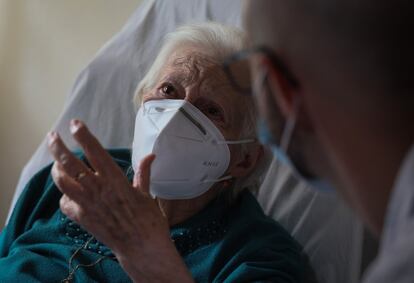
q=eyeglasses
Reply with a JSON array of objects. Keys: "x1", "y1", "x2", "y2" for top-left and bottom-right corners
[{"x1": 222, "y1": 46, "x2": 299, "y2": 95}]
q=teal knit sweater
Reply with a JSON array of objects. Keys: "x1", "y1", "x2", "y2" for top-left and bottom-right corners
[{"x1": 0, "y1": 149, "x2": 310, "y2": 282}]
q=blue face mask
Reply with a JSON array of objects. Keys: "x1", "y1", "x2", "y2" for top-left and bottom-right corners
[{"x1": 257, "y1": 114, "x2": 335, "y2": 193}]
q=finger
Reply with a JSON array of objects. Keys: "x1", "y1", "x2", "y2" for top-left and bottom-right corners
[
  {"x1": 60, "y1": 194, "x2": 84, "y2": 223},
  {"x1": 52, "y1": 162, "x2": 87, "y2": 202},
  {"x1": 60, "y1": 194, "x2": 103, "y2": 236},
  {"x1": 133, "y1": 154, "x2": 156, "y2": 194},
  {"x1": 47, "y1": 131, "x2": 91, "y2": 180},
  {"x1": 69, "y1": 120, "x2": 119, "y2": 176}
]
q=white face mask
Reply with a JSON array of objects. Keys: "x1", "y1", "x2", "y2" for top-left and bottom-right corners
[{"x1": 132, "y1": 99, "x2": 255, "y2": 200}]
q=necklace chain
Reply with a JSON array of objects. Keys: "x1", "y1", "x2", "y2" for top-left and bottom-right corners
[{"x1": 61, "y1": 236, "x2": 116, "y2": 283}]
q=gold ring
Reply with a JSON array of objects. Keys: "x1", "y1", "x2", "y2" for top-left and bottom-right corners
[{"x1": 75, "y1": 172, "x2": 87, "y2": 181}]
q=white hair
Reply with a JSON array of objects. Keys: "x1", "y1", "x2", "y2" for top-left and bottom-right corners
[
  {"x1": 134, "y1": 22, "x2": 246, "y2": 104},
  {"x1": 134, "y1": 22, "x2": 267, "y2": 198}
]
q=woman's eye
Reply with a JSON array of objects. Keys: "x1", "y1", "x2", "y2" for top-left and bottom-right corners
[
  {"x1": 207, "y1": 107, "x2": 220, "y2": 116},
  {"x1": 160, "y1": 84, "x2": 176, "y2": 96},
  {"x1": 202, "y1": 105, "x2": 224, "y2": 122}
]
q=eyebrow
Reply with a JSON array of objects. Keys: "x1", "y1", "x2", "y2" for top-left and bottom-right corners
[
  {"x1": 159, "y1": 70, "x2": 197, "y2": 87},
  {"x1": 159, "y1": 73, "x2": 180, "y2": 83},
  {"x1": 169, "y1": 53, "x2": 221, "y2": 84}
]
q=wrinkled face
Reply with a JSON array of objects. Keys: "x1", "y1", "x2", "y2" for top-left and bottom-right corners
[{"x1": 142, "y1": 46, "x2": 249, "y2": 142}]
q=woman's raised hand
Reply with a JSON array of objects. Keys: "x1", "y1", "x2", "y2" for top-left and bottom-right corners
[{"x1": 47, "y1": 119, "x2": 193, "y2": 283}]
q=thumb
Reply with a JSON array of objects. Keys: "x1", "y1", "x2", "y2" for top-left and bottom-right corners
[{"x1": 133, "y1": 154, "x2": 156, "y2": 194}]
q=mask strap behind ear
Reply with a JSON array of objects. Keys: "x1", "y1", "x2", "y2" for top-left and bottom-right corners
[{"x1": 280, "y1": 97, "x2": 300, "y2": 152}]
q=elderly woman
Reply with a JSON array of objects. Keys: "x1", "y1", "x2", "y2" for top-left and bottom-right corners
[{"x1": 0, "y1": 23, "x2": 311, "y2": 282}]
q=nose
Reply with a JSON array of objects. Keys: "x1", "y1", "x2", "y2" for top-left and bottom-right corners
[{"x1": 182, "y1": 87, "x2": 201, "y2": 105}]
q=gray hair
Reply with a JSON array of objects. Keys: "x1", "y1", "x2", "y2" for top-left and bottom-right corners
[
  {"x1": 134, "y1": 22, "x2": 267, "y2": 198},
  {"x1": 134, "y1": 22, "x2": 246, "y2": 104}
]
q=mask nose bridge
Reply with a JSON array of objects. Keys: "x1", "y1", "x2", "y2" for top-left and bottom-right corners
[{"x1": 179, "y1": 108, "x2": 207, "y2": 135}]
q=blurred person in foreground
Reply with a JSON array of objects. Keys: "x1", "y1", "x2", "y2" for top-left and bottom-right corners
[{"x1": 236, "y1": 1, "x2": 414, "y2": 282}]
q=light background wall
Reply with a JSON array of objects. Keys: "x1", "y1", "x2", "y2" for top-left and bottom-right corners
[{"x1": 0, "y1": 0, "x2": 143, "y2": 225}]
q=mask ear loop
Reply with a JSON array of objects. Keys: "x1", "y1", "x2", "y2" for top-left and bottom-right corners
[
  {"x1": 280, "y1": 97, "x2": 300, "y2": 153},
  {"x1": 272, "y1": 97, "x2": 300, "y2": 184},
  {"x1": 255, "y1": 62, "x2": 300, "y2": 150},
  {"x1": 202, "y1": 175, "x2": 233, "y2": 183},
  {"x1": 212, "y1": 138, "x2": 257, "y2": 183},
  {"x1": 255, "y1": 64, "x2": 301, "y2": 188}
]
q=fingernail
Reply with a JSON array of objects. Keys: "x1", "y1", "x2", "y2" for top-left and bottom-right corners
[
  {"x1": 47, "y1": 131, "x2": 57, "y2": 145},
  {"x1": 59, "y1": 153, "x2": 68, "y2": 164},
  {"x1": 70, "y1": 119, "x2": 81, "y2": 133}
]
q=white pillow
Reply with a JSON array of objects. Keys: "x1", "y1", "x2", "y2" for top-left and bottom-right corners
[{"x1": 9, "y1": 1, "x2": 364, "y2": 282}]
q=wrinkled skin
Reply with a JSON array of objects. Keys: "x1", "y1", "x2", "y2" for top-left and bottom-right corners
[
  {"x1": 48, "y1": 120, "x2": 193, "y2": 283},
  {"x1": 47, "y1": 46, "x2": 260, "y2": 283}
]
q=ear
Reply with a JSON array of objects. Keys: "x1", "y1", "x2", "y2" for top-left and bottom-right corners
[
  {"x1": 229, "y1": 144, "x2": 264, "y2": 178},
  {"x1": 261, "y1": 56, "x2": 299, "y2": 119},
  {"x1": 262, "y1": 56, "x2": 315, "y2": 134}
]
